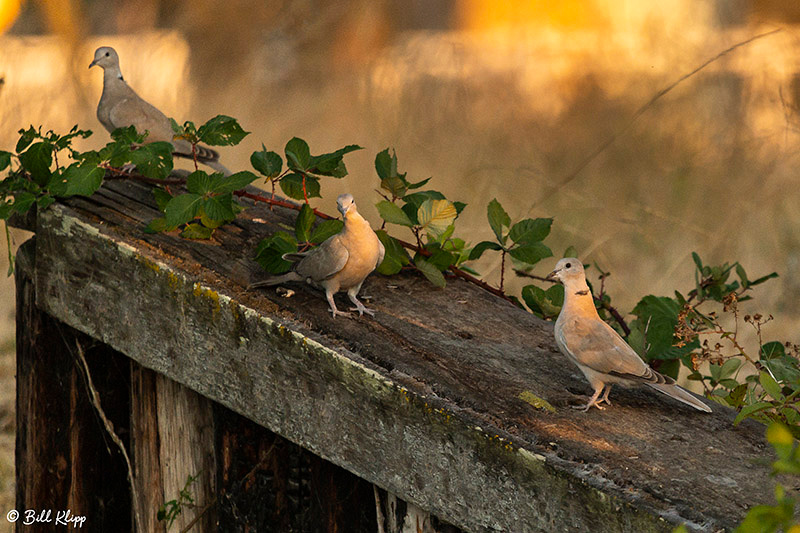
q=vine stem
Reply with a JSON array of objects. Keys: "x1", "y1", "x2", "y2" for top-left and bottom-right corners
[{"x1": 500, "y1": 250, "x2": 506, "y2": 293}]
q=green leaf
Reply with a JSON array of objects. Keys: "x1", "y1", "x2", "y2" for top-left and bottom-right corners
[
  {"x1": 563, "y1": 245, "x2": 578, "y2": 258},
  {"x1": 487, "y1": 198, "x2": 510, "y2": 244},
  {"x1": 130, "y1": 141, "x2": 174, "y2": 179},
  {"x1": 16, "y1": 126, "x2": 37, "y2": 153},
  {"x1": 295, "y1": 203, "x2": 315, "y2": 242},
  {"x1": 691, "y1": 252, "x2": 703, "y2": 271},
  {"x1": 375, "y1": 148, "x2": 397, "y2": 180},
  {"x1": 0, "y1": 203, "x2": 13, "y2": 220},
  {"x1": 110, "y1": 125, "x2": 146, "y2": 144},
  {"x1": 279, "y1": 173, "x2": 320, "y2": 200},
  {"x1": 417, "y1": 198, "x2": 457, "y2": 238},
  {"x1": 144, "y1": 217, "x2": 175, "y2": 233},
  {"x1": 11, "y1": 192, "x2": 36, "y2": 214},
  {"x1": 18, "y1": 142, "x2": 53, "y2": 186},
  {"x1": 250, "y1": 146, "x2": 283, "y2": 178},
  {"x1": 381, "y1": 176, "x2": 408, "y2": 198},
  {"x1": 509, "y1": 218, "x2": 552, "y2": 244},
  {"x1": 309, "y1": 145, "x2": 362, "y2": 177},
  {"x1": 521, "y1": 285, "x2": 561, "y2": 318},
  {"x1": 376, "y1": 230, "x2": 410, "y2": 275},
  {"x1": 760, "y1": 341, "x2": 786, "y2": 361},
  {"x1": 468, "y1": 240, "x2": 503, "y2": 260},
  {"x1": 407, "y1": 177, "x2": 431, "y2": 190},
  {"x1": 285, "y1": 137, "x2": 311, "y2": 170},
  {"x1": 750, "y1": 271, "x2": 779, "y2": 286},
  {"x1": 181, "y1": 223, "x2": 214, "y2": 239},
  {"x1": 719, "y1": 358, "x2": 742, "y2": 380},
  {"x1": 203, "y1": 194, "x2": 236, "y2": 221},
  {"x1": 414, "y1": 257, "x2": 446, "y2": 288},
  {"x1": 165, "y1": 193, "x2": 203, "y2": 227},
  {"x1": 376, "y1": 200, "x2": 414, "y2": 227},
  {"x1": 733, "y1": 401, "x2": 774, "y2": 425},
  {"x1": 58, "y1": 161, "x2": 105, "y2": 197},
  {"x1": 152, "y1": 188, "x2": 172, "y2": 212},
  {"x1": 196, "y1": 115, "x2": 249, "y2": 146},
  {"x1": 210, "y1": 171, "x2": 259, "y2": 194},
  {"x1": 426, "y1": 248, "x2": 456, "y2": 271},
  {"x1": 254, "y1": 232, "x2": 298, "y2": 274},
  {"x1": 186, "y1": 171, "x2": 213, "y2": 194},
  {"x1": 0, "y1": 151, "x2": 11, "y2": 172},
  {"x1": 310, "y1": 219, "x2": 344, "y2": 244},
  {"x1": 760, "y1": 372, "x2": 785, "y2": 402},
  {"x1": 631, "y1": 295, "x2": 685, "y2": 359},
  {"x1": 508, "y1": 242, "x2": 553, "y2": 265},
  {"x1": 402, "y1": 190, "x2": 445, "y2": 212}
]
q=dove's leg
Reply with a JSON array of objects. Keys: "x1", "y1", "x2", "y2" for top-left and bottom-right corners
[
  {"x1": 573, "y1": 385, "x2": 606, "y2": 411},
  {"x1": 325, "y1": 288, "x2": 351, "y2": 318},
  {"x1": 599, "y1": 385, "x2": 613, "y2": 406},
  {"x1": 347, "y1": 283, "x2": 374, "y2": 317}
]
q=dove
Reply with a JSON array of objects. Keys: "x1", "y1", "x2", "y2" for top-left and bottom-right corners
[
  {"x1": 250, "y1": 194, "x2": 385, "y2": 318},
  {"x1": 89, "y1": 46, "x2": 230, "y2": 175},
  {"x1": 547, "y1": 258, "x2": 711, "y2": 412}
]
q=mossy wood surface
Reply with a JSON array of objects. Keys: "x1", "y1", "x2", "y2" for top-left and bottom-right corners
[{"x1": 12, "y1": 180, "x2": 773, "y2": 532}]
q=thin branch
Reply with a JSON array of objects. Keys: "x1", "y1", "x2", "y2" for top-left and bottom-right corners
[
  {"x1": 528, "y1": 28, "x2": 781, "y2": 211},
  {"x1": 71, "y1": 339, "x2": 144, "y2": 533}
]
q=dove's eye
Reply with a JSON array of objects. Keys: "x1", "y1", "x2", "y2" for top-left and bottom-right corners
[
  {"x1": 565, "y1": 262, "x2": 572, "y2": 268},
  {"x1": 105, "y1": 52, "x2": 110, "y2": 57}
]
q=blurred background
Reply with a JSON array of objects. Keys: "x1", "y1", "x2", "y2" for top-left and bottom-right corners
[{"x1": 2, "y1": 0, "x2": 800, "y2": 522}]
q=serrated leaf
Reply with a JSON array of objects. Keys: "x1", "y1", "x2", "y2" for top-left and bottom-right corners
[
  {"x1": 509, "y1": 218, "x2": 552, "y2": 244},
  {"x1": 203, "y1": 194, "x2": 236, "y2": 221},
  {"x1": 144, "y1": 217, "x2": 175, "y2": 233},
  {"x1": 186, "y1": 171, "x2": 213, "y2": 194},
  {"x1": 691, "y1": 251, "x2": 703, "y2": 271},
  {"x1": 508, "y1": 242, "x2": 552, "y2": 265},
  {"x1": 164, "y1": 193, "x2": 203, "y2": 227},
  {"x1": 468, "y1": 240, "x2": 503, "y2": 260},
  {"x1": 210, "y1": 171, "x2": 259, "y2": 194},
  {"x1": 376, "y1": 200, "x2": 414, "y2": 227},
  {"x1": 563, "y1": 245, "x2": 578, "y2": 258},
  {"x1": 733, "y1": 401, "x2": 774, "y2": 425},
  {"x1": 719, "y1": 358, "x2": 742, "y2": 379},
  {"x1": 630, "y1": 295, "x2": 685, "y2": 360},
  {"x1": 279, "y1": 172, "x2": 320, "y2": 200},
  {"x1": 11, "y1": 192, "x2": 36, "y2": 214},
  {"x1": 0, "y1": 151, "x2": 11, "y2": 172},
  {"x1": 750, "y1": 271, "x2": 779, "y2": 286},
  {"x1": 285, "y1": 137, "x2": 311, "y2": 170},
  {"x1": 16, "y1": 126, "x2": 37, "y2": 153},
  {"x1": 414, "y1": 257, "x2": 446, "y2": 288},
  {"x1": 426, "y1": 248, "x2": 456, "y2": 271},
  {"x1": 403, "y1": 190, "x2": 445, "y2": 212},
  {"x1": 487, "y1": 198, "x2": 510, "y2": 243},
  {"x1": 760, "y1": 372, "x2": 785, "y2": 401},
  {"x1": 181, "y1": 223, "x2": 215, "y2": 239},
  {"x1": 376, "y1": 229, "x2": 410, "y2": 275},
  {"x1": 295, "y1": 203, "x2": 315, "y2": 242},
  {"x1": 407, "y1": 177, "x2": 431, "y2": 190},
  {"x1": 254, "y1": 232, "x2": 298, "y2": 274},
  {"x1": 196, "y1": 115, "x2": 249, "y2": 146},
  {"x1": 58, "y1": 161, "x2": 105, "y2": 197},
  {"x1": 152, "y1": 188, "x2": 172, "y2": 212},
  {"x1": 375, "y1": 148, "x2": 396, "y2": 180},
  {"x1": 130, "y1": 141, "x2": 173, "y2": 179},
  {"x1": 251, "y1": 146, "x2": 283, "y2": 178},
  {"x1": 417, "y1": 198, "x2": 457, "y2": 238},
  {"x1": 0, "y1": 202, "x2": 13, "y2": 220},
  {"x1": 309, "y1": 145, "x2": 362, "y2": 177},
  {"x1": 381, "y1": 176, "x2": 407, "y2": 198},
  {"x1": 18, "y1": 142, "x2": 53, "y2": 186},
  {"x1": 310, "y1": 219, "x2": 344, "y2": 244}
]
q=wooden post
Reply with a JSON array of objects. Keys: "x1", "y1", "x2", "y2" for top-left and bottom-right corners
[{"x1": 15, "y1": 239, "x2": 131, "y2": 532}]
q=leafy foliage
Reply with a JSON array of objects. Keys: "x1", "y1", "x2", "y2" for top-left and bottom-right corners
[{"x1": 158, "y1": 473, "x2": 199, "y2": 530}]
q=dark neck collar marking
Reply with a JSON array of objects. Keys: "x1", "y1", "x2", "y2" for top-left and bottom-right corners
[{"x1": 575, "y1": 289, "x2": 589, "y2": 296}]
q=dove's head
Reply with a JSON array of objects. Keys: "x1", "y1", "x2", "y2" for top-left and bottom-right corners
[
  {"x1": 546, "y1": 258, "x2": 585, "y2": 285},
  {"x1": 337, "y1": 193, "x2": 356, "y2": 217},
  {"x1": 89, "y1": 47, "x2": 120, "y2": 70}
]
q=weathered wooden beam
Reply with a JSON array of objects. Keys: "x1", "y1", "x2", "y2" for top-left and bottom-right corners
[
  {"x1": 15, "y1": 239, "x2": 131, "y2": 532},
  {"x1": 13, "y1": 181, "x2": 774, "y2": 532}
]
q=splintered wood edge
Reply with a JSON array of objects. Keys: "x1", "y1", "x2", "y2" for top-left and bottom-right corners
[{"x1": 27, "y1": 203, "x2": 684, "y2": 533}]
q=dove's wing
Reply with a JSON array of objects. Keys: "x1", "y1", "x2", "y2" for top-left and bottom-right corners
[{"x1": 294, "y1": 235, "x2": 350, "y2": 282}]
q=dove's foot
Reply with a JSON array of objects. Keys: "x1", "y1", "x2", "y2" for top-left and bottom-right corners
[
  {"x1": 329, "y1": 308, "x2": 353, "y2": 319},
  {"x1": 350, "y1": 302, "x2": 375, "y2": 317},
  {"x1": 572, "y1": 401, "x2": 605, "y2": 412},
  {"x1": 120, "y1": 163, "x2": 136, "y2": 174}
]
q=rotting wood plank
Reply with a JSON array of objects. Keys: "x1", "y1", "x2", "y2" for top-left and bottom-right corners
[{"x1": 12, "y1": 181, "x2": 777, "y2": 532}]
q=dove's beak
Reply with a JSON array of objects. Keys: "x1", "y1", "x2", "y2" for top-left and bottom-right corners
[
  {"x1": 545, "y1": 269, "x2": 559, "y2": 282},
  {"x1": 89, "y1": 59, "x2": 98, "y2": 69}
]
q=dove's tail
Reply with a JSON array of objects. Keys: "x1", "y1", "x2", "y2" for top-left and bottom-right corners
[
  {"x1": 249, "y1": 271, "x2": 302, "y2": 289},
  {"x1": 172, "y1": 142, "x2": 231, "y2": 175},
  {"x1": 647, "y1": 383, "x2": 712, "y2": 412}
]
